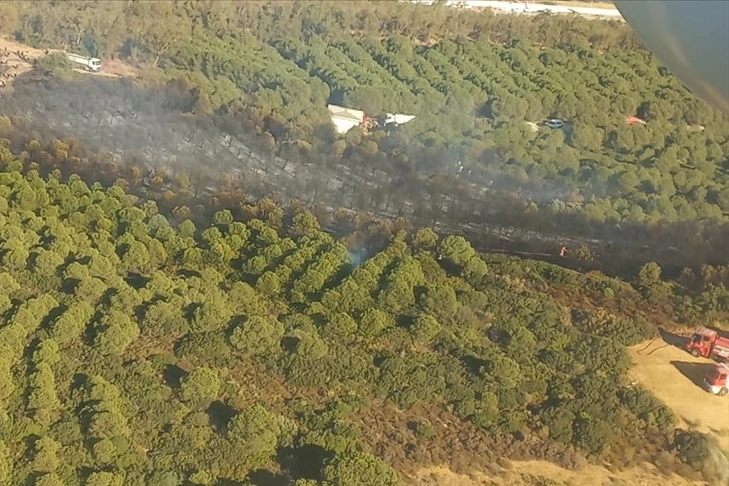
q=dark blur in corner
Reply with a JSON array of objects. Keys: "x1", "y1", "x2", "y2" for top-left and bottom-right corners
[{"x1": 615, "y1": 0, "x2": 729, "y2": 115}]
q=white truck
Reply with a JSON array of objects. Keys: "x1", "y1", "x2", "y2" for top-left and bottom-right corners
[{"x1": 66, "y1": 53, "x2": 102, "y2": 72}]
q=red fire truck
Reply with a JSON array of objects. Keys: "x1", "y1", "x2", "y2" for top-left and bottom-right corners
[
  {"x1": 685, "y1": 328, "x2": 729, "y2": 361},
  {"x1": 703, "y1": 363, "x2": 729, "y2": 396}
]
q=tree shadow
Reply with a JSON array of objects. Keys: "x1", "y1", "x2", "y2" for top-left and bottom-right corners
[
  {"x1": 207, "y1": 400, "x2": 237, "y2": 432},
  {"x1": 23, "y1": 472, "x2": 46, "y2": 486},
  {"x1": 226, "y1": 315, "x2": 246, "y2": 335},
  {"x1": 83, "y1": 311, "x2": 104, "y2": 346},
  {"x1": 395, "y1": 313, "x2": 415, "y2": 329},
  {"x1": 40, "y1": 303, "x2": 67, "y2": 330},
  {"x1": 682, "y1": 416, "x2": 702, "y2": 428},
  {"x1": 246, "y1": 469, "x2": 289, "y2": 486},
  {"x1": 670, "y1": 360, "x2": 714, "y2": 390},
  {"x1": 659, "y1": 328, "x2": 688, "y2": 348},
  {"x1": 162, "y1": 364, "x2": 186, "y2": 389},
  {"x1": 125, "y1": 271, "x2": 149, "y2": 289},
  {"x1": 277, "y1": 444, "x2": 330, "y2": 480},
  {"x1": 281, "y1": 336, "x2": 300, "y2": 353},
  {"x1": 176, "y1": 268, "x2": 201, "y2": 279},
  {"x1": 461, "y1": 355, "x2": 489, "y2": 375},
  {"x1": 62, "y1": 276, "x2": 81, "y2": 294}
]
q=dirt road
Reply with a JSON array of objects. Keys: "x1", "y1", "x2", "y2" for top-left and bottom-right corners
[
  {"x1": 72, "y1": 58, "x2": 138, "y2": 79},
  {"x1": 629, "y1": 339, "x2": 729, "y2": 453},
  {"x1": 413, "y1": 0, "x2": 623, "y2": 19},
  {"x1": 0, "y1": 36, "x2": 137, "y2": 92},
  {"x1": 0, "y1": 37, "x2": 42, "y2": 91}
]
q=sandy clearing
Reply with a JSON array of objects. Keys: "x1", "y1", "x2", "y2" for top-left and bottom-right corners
[
  {"x1": 629, "y1": 339, "x2": 729, "y2": 453},
  {"x1": 98, "y1": 58, "x2": 140, "y2": 78},
  {"x1": 0, "y1": 37, "x2": 41, "y2": 91},
  {"x1": 411, "y1": 461, "x2": 708, "y2": 486},
  {"x1": 0, "y1": 36, "x2": 46, "y2": 59},
  {"x1": 408, "y1": 336, "x2": 729, "y2": 486}
]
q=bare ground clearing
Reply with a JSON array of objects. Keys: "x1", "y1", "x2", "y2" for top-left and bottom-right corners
[
  {"x1": 410, "y1": 461, "x2": 708, "y2": 486},
  {"x1": 407, "y1": 334, "x2": 729, "y2": 486},
  {"x1": 628, "y1": 339, "x2": 729, "y2": 453},
  {"x1": 0, "y1": 36, "x2": 138, "y2": 91}
]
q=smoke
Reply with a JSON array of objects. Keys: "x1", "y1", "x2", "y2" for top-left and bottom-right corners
[
  {"x1": 705, "y1": 440, "x2": 729, "y2": 486},
  {"x1": 348, "y1": 248, "x2": 368, "y2": 267},
  {"x1": 4, "y1": 73, "x2": 729, "y2": 274},
  {"x1": 0, "y1": 75, "x2": 346, "y2": 202}
]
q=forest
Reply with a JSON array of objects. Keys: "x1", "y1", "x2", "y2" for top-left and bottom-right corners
[
  {"x1": 0, "y1": 149, "x2": 728, "y2": 486},
  {"x1": 0, "y1": 0, "x2": 728, "y2": 485},
  {"x1": 1, "y1": 0, "x2": 728, "y2": 231}
]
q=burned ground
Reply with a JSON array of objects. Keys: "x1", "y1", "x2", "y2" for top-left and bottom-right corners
[
  {"x1": 3, "y1": 73, "x2": 729, "y2": 278},
  {"x1": 0, "y1": 74, "x2": 550, "y2": 235}
]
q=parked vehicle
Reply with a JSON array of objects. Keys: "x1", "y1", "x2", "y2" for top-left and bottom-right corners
[
  {"x1": 685, "y1": 327, "x2": 729, "y2": 361},
  {"x1": 544, "y1": 118, "x2": 564, "y2": 129},
  {"x1": 703, "y1": 363, "x2": 729, "y2": 396},
  {"x1": 66, "y1": 53, "x2": 101, "y2": 72}
]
